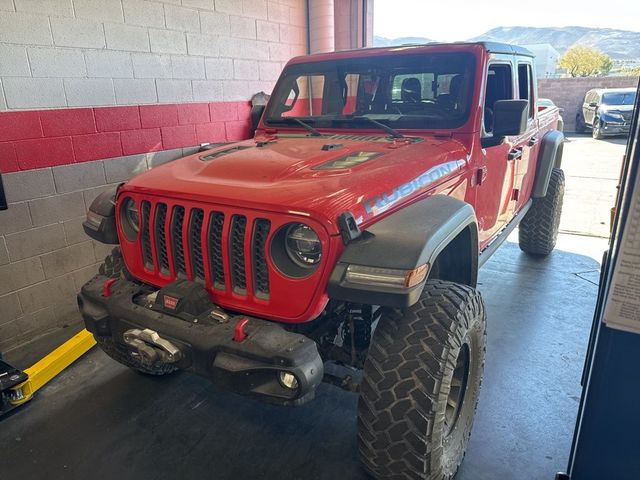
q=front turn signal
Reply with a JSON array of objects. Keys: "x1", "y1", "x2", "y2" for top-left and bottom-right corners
[{"x1": 345, "y1": 264, "x2": 429, "y2": 289}]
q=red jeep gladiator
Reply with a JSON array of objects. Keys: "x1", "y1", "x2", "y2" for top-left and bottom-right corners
[{"x1": 79, "y1": 42, "x2": 564, "y2": 479}]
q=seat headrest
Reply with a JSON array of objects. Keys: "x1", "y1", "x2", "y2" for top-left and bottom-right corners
[
  {"x1": 401, "y1": 77, "x2": 421, "y2": 104},
  {"x1": 449, "y1": 75, "x2": 464, "y2": 97}
]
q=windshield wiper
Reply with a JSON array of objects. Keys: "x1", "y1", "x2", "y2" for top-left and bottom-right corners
[
  {"x1": 353, "y1": 116, "x2": 404, "y2": 139},
  {"x1": 282, "y1": 117, "x2": 322, "y2": 136}
]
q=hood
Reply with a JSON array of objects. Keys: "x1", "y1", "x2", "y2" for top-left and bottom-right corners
[{"x1": 123, "y1": 134, "x2": 469, "y2": 233}]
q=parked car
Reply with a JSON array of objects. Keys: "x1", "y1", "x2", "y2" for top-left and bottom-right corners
[
  {"x1": 538, "y1": 97, "x2": 564, "y2": 132},
  {"x1": 79, "y1": 42, "x2": 564, "y2": 480},
  {"x1": 576, "y1": 88, "x2": 636, "y2": 139}
]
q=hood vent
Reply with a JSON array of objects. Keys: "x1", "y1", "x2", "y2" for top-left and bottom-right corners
[
  {"x1": 314, "y1": 151, "x2": 383, "y2": 170},
  {"x1": 328, "y1": 134, "x2": 388, "y2": 141},
  {"x1": 201, "y1": 145, "x2": 252, "y2": 161}
]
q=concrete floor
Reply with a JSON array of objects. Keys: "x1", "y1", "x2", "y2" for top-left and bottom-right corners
[
  {"x1": 560, "y1": 133, "x2": 626, "y2": 238},
  {"x1": 0, "y1": 232, "x2": 605, "y2": 480},
  {"x1": 1, "y1": 133, "x2": 622, "y2": 479}
]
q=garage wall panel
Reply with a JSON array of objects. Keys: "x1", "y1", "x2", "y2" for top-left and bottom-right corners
[{"x1": 0, "y1": 0, "x2": 308, "y2": 352}]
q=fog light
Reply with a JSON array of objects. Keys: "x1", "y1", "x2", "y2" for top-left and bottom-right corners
[{"x1": 278, "y1": 371, "x2": 299, "y2": 390}]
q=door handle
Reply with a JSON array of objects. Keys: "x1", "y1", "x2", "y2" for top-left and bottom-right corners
[
  {"x1": 508, "y1": 148, "x2": 523, "y2": 161},
  {"x1": 528, "y1": 137, "x2": 538, "y2": 147}
]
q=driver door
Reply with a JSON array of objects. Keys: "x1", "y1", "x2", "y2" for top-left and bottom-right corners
[{"x1": 474, "y1": 60, "x2": 517, "y2": 247}]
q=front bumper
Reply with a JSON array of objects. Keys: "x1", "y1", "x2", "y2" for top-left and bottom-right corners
[
  {"x1": 601, "y1": 122, "x2": 631, "y2": 136},
  {"x1": 78, "y1": 275, "x2": 324, "y2": 406}
]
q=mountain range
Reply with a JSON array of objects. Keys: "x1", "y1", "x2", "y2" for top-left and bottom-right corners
[{"x1": 374, "y1": 26, "x2": 640, "y2": 60}]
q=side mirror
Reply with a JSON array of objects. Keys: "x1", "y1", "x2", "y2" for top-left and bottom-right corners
[
  {"x1": 250, "y1": 104, "x2": 266, "y2": 134},
  {"x1": 492, "y1": 99, "x2": 529, "y2": 137}
]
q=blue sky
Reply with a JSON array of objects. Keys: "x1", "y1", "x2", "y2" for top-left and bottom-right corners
[{"x1": 374, "y1": 0, "x2": 639, "y2": 41}]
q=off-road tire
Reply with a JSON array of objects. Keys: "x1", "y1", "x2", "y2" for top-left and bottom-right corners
[
  {"x1": 358, "y1": 280, "x2": 487, "y2": 480},
  {"x1": 98, "y1": 247, "x2": 133, "y2": 280},
  {"x1": 592, "y1": 117, "x2": 604, "y2": 139},
  {"x1": 575, "y1": 114, "x2": 586, "y2": 134},
  {"x1": 518, "y1": 168, "x2": 565, "y2": 256},
  {"x1": 94, "y1": 335, "x2": 178, "y2": 376}
]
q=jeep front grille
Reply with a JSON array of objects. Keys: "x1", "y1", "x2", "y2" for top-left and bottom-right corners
[
  {"x1": 140, "y1": 201, "x2": 153, "y2": 269},
  {"x1": 138, "y1": 200, "x2": 271, "y2": 300}
]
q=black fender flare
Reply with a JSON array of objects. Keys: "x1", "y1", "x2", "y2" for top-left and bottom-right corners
[
  {"x1": 82, "y1": 185, "x2": 119, "y2": 244},
  {"x1": 327, "y1": 195, "x2": 478, "y2": 308},
  {"x1": 532, "y1": 130, "x2": 564, "y2": 198}
]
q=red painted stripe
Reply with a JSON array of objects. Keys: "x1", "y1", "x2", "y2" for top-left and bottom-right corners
[
  {"x1": 0, "y1": 111, "x2": 42, "y2": 142},
  {"x1": 73, "y1": 132, "x2": 122, "y2": 162},
  {"x1": 140, "y1": 104, "x2": 179, "y2": 128},
  {"x1": 95, "y1": 106, "x2": 141, "y2": 132},
  {"x1": 40, "y1": 108, "x2": 96, "y2": 137},
  {"x1": 15, "y1": 137, "x2": 74, "y2": 170},
  {"x1": 177, "y1": 103, "x2": 210, "y2": 125},
  {"x1": 121, "y1": 128, "x2": 162, "y2": 156},
  {"x1": 0, "y1": 101, "x2": 251, "y2": 173}
]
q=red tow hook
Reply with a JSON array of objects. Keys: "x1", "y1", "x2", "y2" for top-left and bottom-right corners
[
  {"x1": 102, "y1": 278, "x2": 118, "y2": 297},
  {"x1": 233, "y1": 317, "x2": 249, "y2": 343}
]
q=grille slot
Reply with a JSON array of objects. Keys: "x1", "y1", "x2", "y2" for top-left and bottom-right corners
[
  {"x1": 252, "y1": 219, "x2": 271, "y2": 299},
  {"x1": 171, "y1": 206, "x2": 186, "y2": 276},
  {"x1": 133, "y1": 199, "x2": 277, "y2": 301},
  {"x1": 154, "y1": 203, "x2": 169, "y2": 274},
  {"x1": 229, "y1": 215, "x2": 247, "y2": 294},
  {"x1": 208, "y1": 212, "x2": 225, "y2": 289},
  {"x1": 188, "y1": 208, "x2": 205, "y2": 281},
  {"x1": 140, "y1": 201, "x2": 153, "y2": 269}
]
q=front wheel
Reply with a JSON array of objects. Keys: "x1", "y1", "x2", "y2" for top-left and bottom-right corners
[
  {"x1": 592, "y1": 117, "x2": 604, "y2": 139},
  {"x1": 357, "y1": 280, "x2": 487, "y2": 480}
]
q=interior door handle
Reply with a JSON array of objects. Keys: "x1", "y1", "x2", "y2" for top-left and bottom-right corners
[
  {"x1": 528, "y1": 137, "x2": 538, "y2": 147},
  {"x1": 508, "y1": 148, "x2": 523, "y2": 161}
]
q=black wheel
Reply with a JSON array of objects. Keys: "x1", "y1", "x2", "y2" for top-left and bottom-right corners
[
  {"x1": 98, "y1": 247, "x2": 133, "y2": 280},
  {"x1": 592, "y1": 117, "x2": 604, "y2": 139},
  {"x1": 358, "y1": 280, "x2": 487, "y2": 480},
  {"x1": 519, "y1": 168, "x2": 565, "y2": 256},
  {"x1": 94, "y1": 336, "x2": 179, "y2": 376},
  {"x1": 575, "y1": 114, "x2": 586, "y2": 134}
]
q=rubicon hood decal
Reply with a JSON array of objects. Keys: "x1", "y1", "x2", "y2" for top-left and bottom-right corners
[{"x1": 363, "y1": 159, "x2": 466, "y2": 216}]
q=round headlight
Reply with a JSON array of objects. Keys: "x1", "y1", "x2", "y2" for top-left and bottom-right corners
[
  {"x1": 123, "y1": 198, "x2": 140, "y2": 233},
  {"x1": 285, "y1": 224, "x2": 321, "y2": 267},
  {"x1": 120, "y1": 197, "x2": 140, "y2": 241}
]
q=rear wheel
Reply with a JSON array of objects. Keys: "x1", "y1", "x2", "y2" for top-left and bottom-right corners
[
  {"x1": 592, "y1": 117, "x2": 604, "y2": 139},
  {"x1": 357, "y1": 280, "x2": 486, "y2": 480},
  {"x1": 519, "y1": 168, "x2": 565, "y2": 256},
  {"x1": 575, "y1": 114, "x2": 586, "y2": 134}
]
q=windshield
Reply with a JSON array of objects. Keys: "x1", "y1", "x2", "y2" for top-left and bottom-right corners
[
  {"x1": 602, "y1": 91, "x2": 636, "y2": 106},
  {"x1": 264, "y1": 53, "x2": 476, "y2": 131}
]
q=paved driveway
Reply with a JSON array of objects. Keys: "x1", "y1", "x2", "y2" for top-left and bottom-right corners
[{"x1": 560, "y1": 133, "x2": 627, "y2": 238}]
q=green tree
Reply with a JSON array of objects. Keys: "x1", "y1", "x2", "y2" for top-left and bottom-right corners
[
  {"x1": 558, "y1": 45, "x2": 613, "y2": 77},
  {"x1": 621, "y1": 66, "x2": 640, "y2": 76}
]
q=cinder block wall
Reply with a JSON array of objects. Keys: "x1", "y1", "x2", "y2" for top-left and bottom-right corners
[
  {"x1": 538, "y1": 76, "x2": 639, "y2": 132},
  {"x1": 0, "y1": 0, "x2": 308, "y2": 352}
]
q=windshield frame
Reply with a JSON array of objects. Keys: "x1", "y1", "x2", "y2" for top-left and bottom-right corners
[{"x1": 263, "y1": 52, "x2": 477, "y2": 133}]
